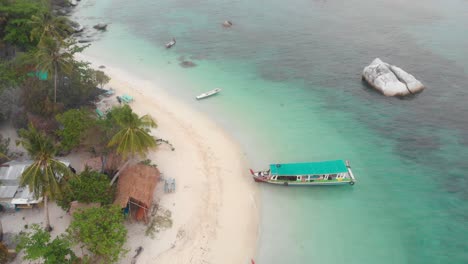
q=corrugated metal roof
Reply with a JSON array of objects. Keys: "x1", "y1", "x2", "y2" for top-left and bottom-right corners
[
  {"x1": 0, "y1": 186, "x2": 17, "y2": 199},
  {"x1": 0, "y1": 160, "x2": 70, "y2": 202}
]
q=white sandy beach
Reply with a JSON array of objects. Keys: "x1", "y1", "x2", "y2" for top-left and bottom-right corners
[
  {"x1": 80, "y1": 54, "x2": 260, "y2": 264},
  {"x1": 1, "y1": 53, "x2": 260, "y2": 264}
]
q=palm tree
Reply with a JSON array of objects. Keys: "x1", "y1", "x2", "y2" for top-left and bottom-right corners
[
  {"x1": 17, "y1": 124, "x2": 72, "y2": 231},
  {"x1": 34, "y1": 37, "x2": 73, "y2": 103},
  {"x1": 29, "y1": 11, "x2": 70, "y2": 44},
  {"x1": 107, "y1": 105, "x2": 157, "y2": 159}
]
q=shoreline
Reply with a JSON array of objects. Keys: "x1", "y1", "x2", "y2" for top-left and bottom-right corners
[{"x1": 76, "y1": 53, "x2": 260, "y2": 263}]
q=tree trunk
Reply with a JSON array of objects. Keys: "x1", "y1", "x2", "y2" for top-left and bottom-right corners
[
  {"x1": 44, "y1": 195, "x2": 52, "y2": 232},
  {"x1": 54, "y1": 63, "x2": 57, "y2": 103},
  {"x1": 0, "y1": 220, "x2": 3, "y2": 242},
  {"x1": 109, "y1": 160, "x2": 130, "y2": 186},
  {"x1": 100, "y1": 154, "x2": 107, "y2": 174}
]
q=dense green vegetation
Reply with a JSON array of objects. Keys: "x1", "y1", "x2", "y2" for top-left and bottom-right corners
[
  {"x1": 0, "y1": 0, "x2": 45, "y2": 50},
  {"x1": 57, "y1": 168, "x2": 115, "y2": 211},
  {"x1": 0, "y1": 0, "x2": 104, "y2": 123},
  {"x1": 16, "y1": 224, "x2": 77, "y2": 264},
  {"x1": 107, "y1": 105, "x2": 157, "y2": 159},
  {"x1": 68, "y1": 206, "x2": 128, "y2": 263},
  {"x1": 0, "y1": 2, "x2": 158, "y2": 263},
  {"x1": 55, "y1": 108, "x2": 94, "y2": 152}
]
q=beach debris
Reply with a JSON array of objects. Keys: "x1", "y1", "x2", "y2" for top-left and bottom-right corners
[
  {"x1": 139, "y1": 159, "x2": 158, "y2": 168},
  {"x1": 362, "y1": 58, "x2": 425, "y2": 97},
  {"x1": 164, "y1": 177, "x2": 176, "y2": 193},
  {"x1": 222, "y1": 20, "x2": 233, "y2": 28},
  {"x1": 93, "y1": 23, "x2": 108, "y2": 30},
  {"x1": 179, "y1": 60, "x2": 197, "y2": 68},
  {"x1": 176, "y1": 228, "x2": 186, "y2": 239},
  {"x1": 156, "y1": 138, "x2": 175, "y2": 151},
  {"x1": 77, "y1": 38, "x2": 94, "y2": 43},
  {"x1": 130, "y1": 246, "x2": 143, "y2": 264}
]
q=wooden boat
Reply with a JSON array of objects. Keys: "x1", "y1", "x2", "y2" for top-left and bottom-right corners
[
  {"x1": 196, "y1": 88, "x2": 221, "y2": 100},
  {"x1": 250, "y1": 160, "x2": 356, "y2": 186},
  {"x1": 165, "y1": 38, "x2": 176, "y2": 48}
]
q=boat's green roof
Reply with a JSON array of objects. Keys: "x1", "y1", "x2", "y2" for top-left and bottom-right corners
[{"x1": 269, "y1": 160, "x2": 348, "y2": 175}]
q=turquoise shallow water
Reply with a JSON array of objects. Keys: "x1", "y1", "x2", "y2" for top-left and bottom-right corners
[{"x1": 73, "y1": 0, "x2": 468, "y2": 263}]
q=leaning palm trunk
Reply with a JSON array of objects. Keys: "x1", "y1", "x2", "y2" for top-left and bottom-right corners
[{"x1": 109, "y1": 160, "x2": 130, "y2": 186}]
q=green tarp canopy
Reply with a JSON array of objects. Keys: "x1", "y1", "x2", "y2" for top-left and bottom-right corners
[
  {"x1": 27, "y1": 71, "x2": 48, "y2": 80},
  {"x1": 270, "y1": 160, "x2": 348, "y2": 175}
]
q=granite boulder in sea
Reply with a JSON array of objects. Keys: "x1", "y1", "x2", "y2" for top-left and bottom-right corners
[
  {"x1": 93, "y1": 23, "x2": 108, "y2": 30},
  {"x1": 362, "y1": 58, "x2": 425, "y2": 96}
]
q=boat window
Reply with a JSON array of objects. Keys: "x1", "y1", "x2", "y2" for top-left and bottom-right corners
[{"x1": 276, "y1": 176, "x2": 297, "y2": 181}]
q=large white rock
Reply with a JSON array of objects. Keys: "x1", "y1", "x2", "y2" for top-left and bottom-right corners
[{"x1": 362, "y1": 58, "x2": 425, "y2": 96}]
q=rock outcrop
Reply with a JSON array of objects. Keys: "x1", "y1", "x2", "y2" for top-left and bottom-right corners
[
  {"x1": 93, "y1": 23, "x2": 108, "y2": 30},
  {"x1": 222, "y1": 20, "x2": 233, "y2": 28},
  {"x1": 362, "y1": 58, "x2": 425, "y2": 96}
]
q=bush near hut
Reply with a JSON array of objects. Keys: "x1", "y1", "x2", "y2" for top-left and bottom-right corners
[
  {"x1": 67, "y1": 206, "x2": 128, "y2": 264},
  {"x1": 57, "y1": 168, "x2": 115, "y2": 211},
  {"x1": 55, "y1": 108, "x2": 94, "y2": 152},
  {"x1": 15, "y1": 224, "x2": 77, "y2": 264}
]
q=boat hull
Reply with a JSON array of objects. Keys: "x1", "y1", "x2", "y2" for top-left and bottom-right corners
[
  {"x1": 250, "y1": 160, "x2": 356, "y2": 186},
  {"x1": 196, "y1": 88, "x2": 221, "y2": 100},
  {"x1": 252, "y1": 176, "x2": 354, "y2": 186}
]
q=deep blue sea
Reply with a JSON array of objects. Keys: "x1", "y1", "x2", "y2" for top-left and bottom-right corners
[{"x1": 73, "y1": 0, "x2": 468, "y2": 263}]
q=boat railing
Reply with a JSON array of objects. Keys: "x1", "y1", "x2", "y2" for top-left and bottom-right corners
[{"x1": 346, "y1": 160, "x2": 356, "y2": 183}]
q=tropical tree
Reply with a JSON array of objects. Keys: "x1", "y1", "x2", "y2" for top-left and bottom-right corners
[
  {"x1": 107, "y1": 105, "x2": 157, "y2": 159},
  {"x1": 56, "y1": 168, "x2": 115, "y2": 211},
  {"x1": 95, "y1": 70, "x2": 110, "y2": 88},
  {"x1": 29, "y1": 11, "x2": 70, "y2": 44},
  {"x1": 16, "y1": 224, "x2": 77, "y2": 264},
  {"x1": 55, "y1": 108, "x2": 93, "y2": 152},
  {"x1": 16, "y1": 124, "x2": 72, "y2": 231},
  {"x1": 68, "y1": 206, "x2": 128, "y2": 263},
  {"x1": 34, "y1": 36, "x2": 73, "y2": 104},
  {"x1": 0, "y1": 0, "x2": 45, "y2": 49}
]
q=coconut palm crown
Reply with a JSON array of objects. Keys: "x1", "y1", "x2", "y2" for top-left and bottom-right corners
[
  {"x1": 107, "y1": 105, "x2": 157, "y2": 159},
  {"x1": 17, "y1": 124, "x2": 72, "y2": 230}
]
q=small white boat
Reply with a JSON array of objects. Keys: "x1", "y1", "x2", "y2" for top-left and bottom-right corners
[
  {"x1": 196, "y1": 88, "x2": 221, "y2": 100},
  {"x1": 165, "y1": 38, "x2": 176, "y2": 48}
]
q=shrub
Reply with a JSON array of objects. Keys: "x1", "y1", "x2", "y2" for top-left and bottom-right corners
[
  {"x1": 15, "y1": 224, "x2": 77, "y2": 264},
  {"x1": 55, "y1": 108, "x2": 93, "y2": 152},
  {"x1": 57, "y1": 169, "x2": 115, "y2": 211},
  {"x1": 68, "y1": 206, "x2": 127, "y2": 263}
]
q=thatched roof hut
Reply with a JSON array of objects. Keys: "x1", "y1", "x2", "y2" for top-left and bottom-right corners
[{"x1": 114, "y1": 164, "x2": 160, "y2": 221}]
